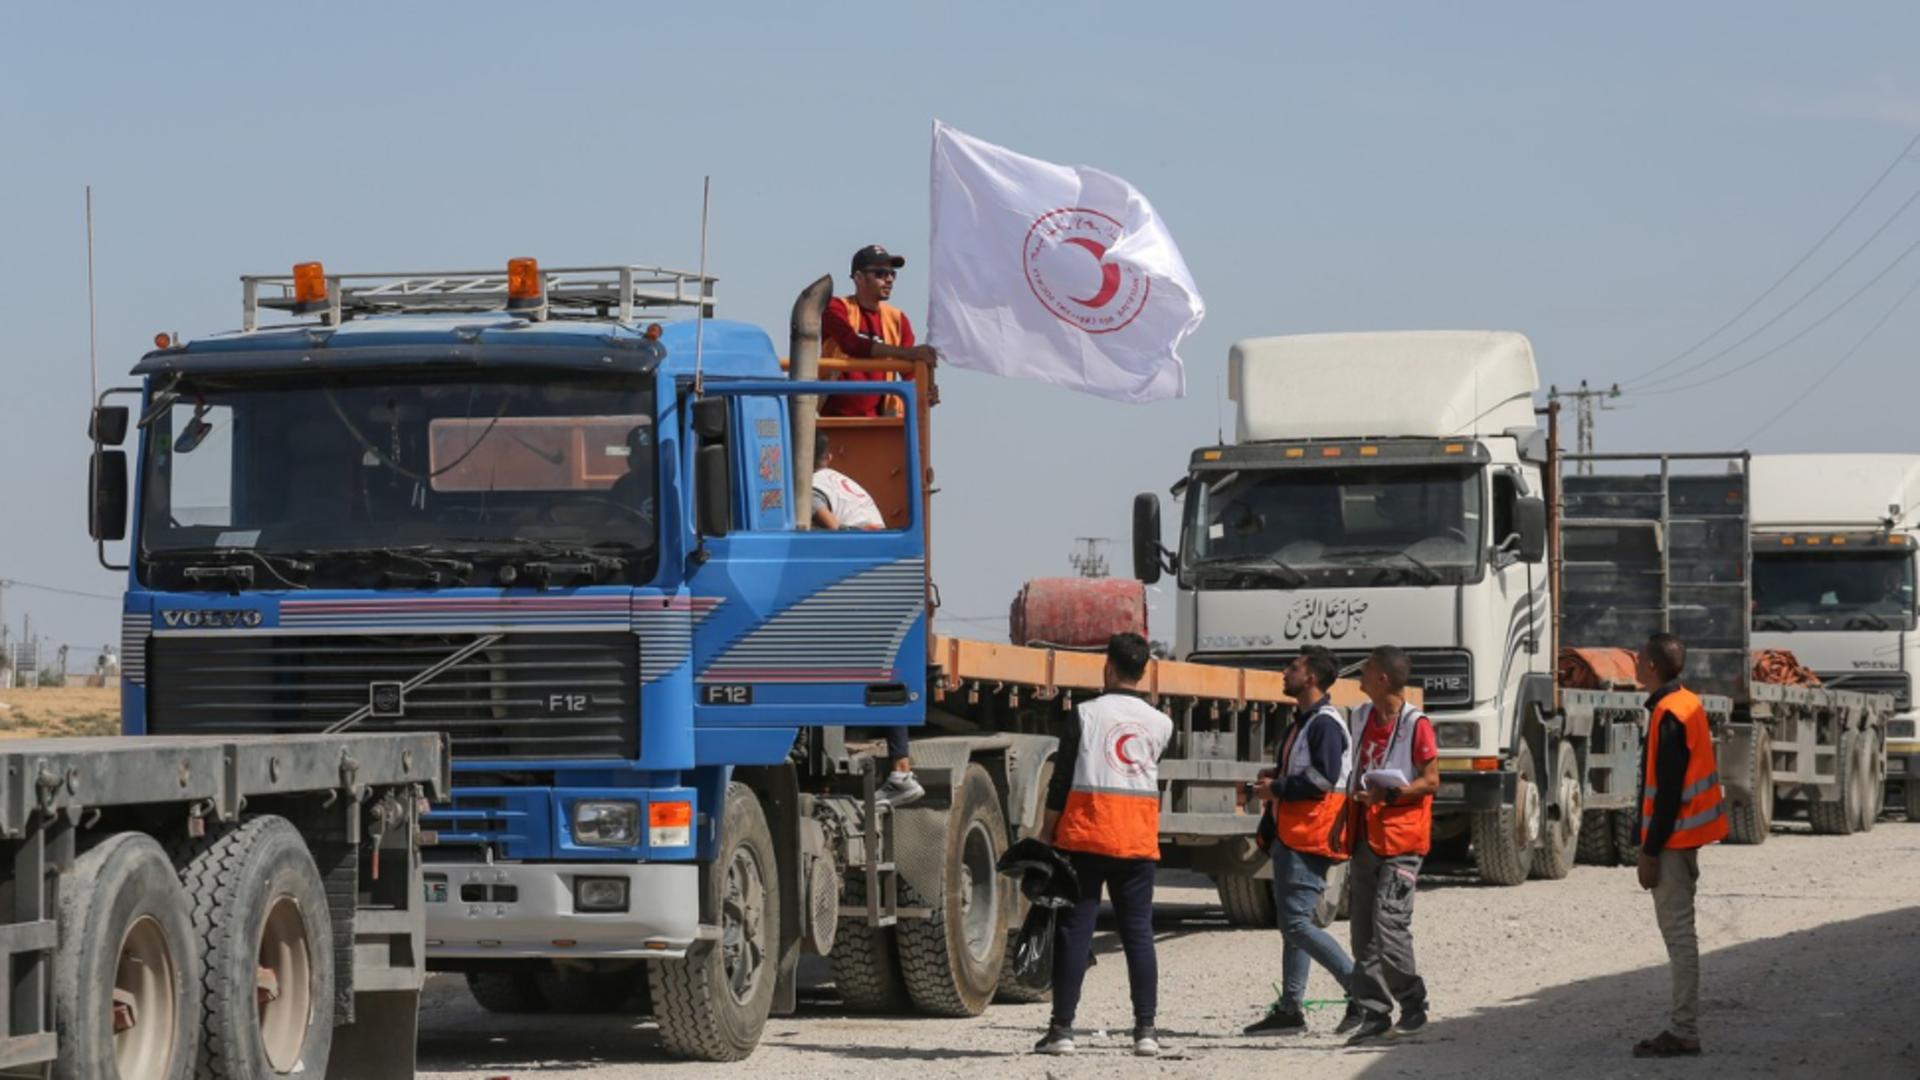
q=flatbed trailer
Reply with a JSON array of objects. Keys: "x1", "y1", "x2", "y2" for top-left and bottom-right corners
[{"x1": 0, "y1": 731, "x2": 446, "y2": 1080}]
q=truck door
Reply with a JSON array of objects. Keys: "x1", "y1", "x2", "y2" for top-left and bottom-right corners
[
  {"x1": 1491, "y1": 468, "x2": 1548, "y2": 708},
  {"x1": 683, "y1": 382, "x2": 928, "y2": 736}
]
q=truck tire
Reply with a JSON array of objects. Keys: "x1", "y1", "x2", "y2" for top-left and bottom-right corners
[
  {"x1": 1850, "y1": 729, "x2": 1880, "y2": 834},
  {"x1": 897, "y1": 764, "x2": 1011, "y2": 1017},
  {"x1": 177, "y1": 815, "x2": 335, "y2": 1079},
  {"x1": 464, "y1": 972, "x2": 546, "y2": 1014},
  {"x1": 53, "y1": 832, "x2": 200, "y2": 1080},
  {"x1": 1725, "y1": 726, "x2": 1774, "y2": 845},
  {"x1": 1810, "y1": 730, "x2": 1859, "y2": 836},
  {"x1": 1312, "y1": 859, "x2": 1351, "y2": 928},
  {"x1": 1531, "y1": 743, "x2": 1581, "y2": 880},
  {"x1": 1905, "y1": 778, "x2": 1920, "y2": 822},
  {"x1": 1471, "y1": 743, "x2": 1539, "y2": 886},
  {"x1": 829, "y1": 874, "x2": 910, "y2": 1012},
  {"x1": 1215, "y1": 869, "x2": 1277, "y2": 927},
  {"x1": 649, "y1": 783, "x2": 778, "y2": 1061},
  {"x1": 1610, "y1": 808, "x2": 1640, "y2": 865},
  {"x1": 1576, "y1": 810, "x2": 1618, "y2": 865}
]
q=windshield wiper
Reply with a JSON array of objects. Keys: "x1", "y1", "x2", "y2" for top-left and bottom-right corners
[
  {"x1": 1754, "y1": 613, "x2": 1797, "y2": 632},
  {"x1": 1386, "y1": 549, "x2": 1442, "y2": 586},
  {"x1": 1191, "y1": 554, "x2": 1307, "y2": 588},
  {"x1": 152, "y1": 547, "x2": 313, "y2": 592},
  {"x1": 1846, "y1": 613, "x2": 1893, "y2": 631},
  {"x1": 304, "y1": 546, "x2": 476, "y2": 587},
  {"x1": 444, "y1": 538, "x2": 629, "y2": 588}
]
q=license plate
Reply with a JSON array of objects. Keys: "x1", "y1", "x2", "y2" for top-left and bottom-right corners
[
  {"x1": 1890, "y1": 758, "x2": 1907, "y2": 776},
  {"x1": 424, "y1": 881, "x2": 448, "y2": 903}
]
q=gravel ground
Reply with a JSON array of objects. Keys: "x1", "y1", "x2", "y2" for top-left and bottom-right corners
[{"x1": 417, "y1": 820, "x2": 1920, "y2": 1080}]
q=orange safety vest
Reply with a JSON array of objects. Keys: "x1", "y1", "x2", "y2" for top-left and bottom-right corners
[
  {"x1": 1053, "y1": 693, "x2": 1174, "y2": 861},
  {"x1": 1350, "y1": 701, "x2": 1433, "y2": 858},
  {"x1": 822, "y1": 297, "x2": 906, "y2": 416},
  {"x1": 1639, "y1": 687, "x2": 1728, "y2": 850},
  {"x1": 1275, "y1": 703, "x2": 1354, "y2": 861}
]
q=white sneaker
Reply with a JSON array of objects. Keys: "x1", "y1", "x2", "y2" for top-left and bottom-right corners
[
  {"x1": 1133, "y1": 1025, "x2": 1161, "y2": 1057},
  {"x1": 876, "y1": 771, "x2": 925, "y2": 807}
]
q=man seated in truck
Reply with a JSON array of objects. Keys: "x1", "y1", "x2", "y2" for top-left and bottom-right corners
[
  {"x1": 604, "y1": 422, "x2": 655, "y2": 525},
  {"x1": 819, "y1": 244, "x2": 937, "y2": 417}
]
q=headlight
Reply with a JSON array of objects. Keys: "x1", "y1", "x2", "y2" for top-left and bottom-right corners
[
  {"x1": 572, "y1": 801, "x2": 640, "y2": 847},
  {"x1": 574, "y1": 876, "x2": 630, "y2": 912},
  {"x1": 1434, "y1": 721, "x2": 1480, "y2": 749}
]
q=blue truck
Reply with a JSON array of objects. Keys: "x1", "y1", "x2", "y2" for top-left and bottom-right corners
[{"x1": 90, "y1": 260, "x2": 1300, "y2": 1062}]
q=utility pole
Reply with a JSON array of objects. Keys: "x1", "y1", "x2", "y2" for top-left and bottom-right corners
[
  {"x1": 1547, "y1": 381, "x2": 1621, "y2": 476},
  {"x1": 1068, "y1": 537, "x2": 1111, "y2": 579}
]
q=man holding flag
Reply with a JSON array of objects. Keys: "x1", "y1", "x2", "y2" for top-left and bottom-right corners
[{"x1": 927, "y1": 120, "x2": 1205, "y2": 403}]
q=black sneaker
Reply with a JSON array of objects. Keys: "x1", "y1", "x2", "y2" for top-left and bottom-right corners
[
  {"x1": 1345, "y1": 1010, "x2": 1393, "y2": 1045},
  {"x1": 1033, "y1": 1024, "x2": 1076, "y2": 1055},
  {"x1": 1333, "y1": 1001, "x2": 1366, "y2": 1035},
  {"x1": 1132, "y1": 1024, "x2": 1161, "y2": 1057},
  {"x1": 1396, "y1": 1005, "x2": 1428, "y2": 1034},
  {"x1": 1244, "y1": 1005, "x2": 1308, "y2": 1035}
]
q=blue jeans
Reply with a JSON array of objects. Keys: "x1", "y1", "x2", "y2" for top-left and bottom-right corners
[{"x1": 1270, "y1": 845, "x2": 1354, "y2": 1010}]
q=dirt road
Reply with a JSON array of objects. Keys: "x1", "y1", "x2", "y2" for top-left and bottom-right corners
[{"x1": 416, "y1": 820, "x2": 1919, "y2": 1079}]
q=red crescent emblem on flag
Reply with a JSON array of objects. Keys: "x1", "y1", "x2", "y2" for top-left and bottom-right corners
[{"x1": 1023, "y1": 207, "x2": 1151, "y2": 335}]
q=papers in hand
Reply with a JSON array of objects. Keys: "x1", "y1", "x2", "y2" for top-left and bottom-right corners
[{"x1": 1361, "y1": 768, "x2": 1409, "y2": 791}]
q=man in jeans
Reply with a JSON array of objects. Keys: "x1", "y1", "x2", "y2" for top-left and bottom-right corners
[
  {"x1": 1632, "y1": 632, "x2": 1727, "y2": 1058},
  {"x1": 1035, "y1": 633, "x2": 1173, "y2": 1058},
  {"x1": 1345, "y1": 645, "x2": 1439, "y2": 1044},
  {"x1": 1245, "y1": 645, "x2": 1363, "y2": 1036}
]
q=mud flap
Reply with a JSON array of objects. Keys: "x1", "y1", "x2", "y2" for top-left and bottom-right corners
[
  {"x1": 1718, "y1": 721, "x2": 1761, "y2": 806},
  {"x1": 326, "y1": 989, "x2": 419, "y2": 1080}
]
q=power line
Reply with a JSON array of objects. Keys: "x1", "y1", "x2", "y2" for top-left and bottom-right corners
[
  {"x1": 1733, "y1": 269, "x2": 1920, "y2": 446},
  {"x1": 1632, "y1": 174, "x2": 1920, "y2": 391},
  {"x1": 1631, "y1": 231, "x2": 1920, "y2": 397},
  {"x1": 0, "y1": 578, "x2": 121, "y2": 603},
  {"x1": 1621, "y1": 126, "x2": 1920, "y2": 388}
]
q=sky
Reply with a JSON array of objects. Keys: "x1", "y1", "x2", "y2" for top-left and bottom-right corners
[{"x1": 4, "y1": 2, "x2": 1920, "y2": 653}]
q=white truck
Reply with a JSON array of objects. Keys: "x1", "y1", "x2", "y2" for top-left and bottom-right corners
[{"x1": 1749, "y1": 454, "x2": 1917, "y2": 821}]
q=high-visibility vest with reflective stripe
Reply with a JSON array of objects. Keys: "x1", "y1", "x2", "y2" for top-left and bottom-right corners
[
  {"x1": 1053, "y1": 692, "x2": 1174, "y2": 861},
  {"x1": 1639, "y1": 687, "x2": 1728, "y2": 850},
  {"x1": 1276, "y1": 702, "x2": 1354, "y2": 861},
  {"x1": 823, "y1": 297, "x2": 906, "y2": 414},
  {"x1": 1350, "y1": 701, "x2": 1433, "y2": 857}
]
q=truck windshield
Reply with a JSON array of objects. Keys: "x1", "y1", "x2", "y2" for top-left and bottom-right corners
[
  {"x1": 1753, "y1": 550, "x2": 1916, "y2": 629},
  {"x1": 1181, "y1": 464, "x2": 1483, "y2": 587},
  {"x1": 137, "y1": 371, "x2": 658, "y2": 589}
]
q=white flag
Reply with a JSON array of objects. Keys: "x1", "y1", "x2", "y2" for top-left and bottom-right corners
[{"x1": 927, "y1": 121, "x2": 1204, "y2": 403}]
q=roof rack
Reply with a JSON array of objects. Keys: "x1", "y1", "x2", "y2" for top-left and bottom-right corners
[{"x1": 239, "y1": 264, "x2": 717, "y2": 331}]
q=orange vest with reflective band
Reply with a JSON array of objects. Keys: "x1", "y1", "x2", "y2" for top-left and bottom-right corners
[
  {"x1": 1640, "y1": 687, "x2": 1728, "y2": 850},
  {"x1": 1053, "y1": 693, "x2": 1174, "y2": 861},
  {"x1": 1276, "y1": 704, "x2": 1354, "y2": 861},
  {"x1": 823, "y1": 297, "x2": 906, "y2": 414},
  {"x1": 1350, "y1": 701, "x2": 1433, "y2": 858}
]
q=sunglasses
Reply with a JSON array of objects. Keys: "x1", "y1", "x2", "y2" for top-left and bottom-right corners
[{"x1": 861, "y1": 267, "x2": 898, "y2": 279}]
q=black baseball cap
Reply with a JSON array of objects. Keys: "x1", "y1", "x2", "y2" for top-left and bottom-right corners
[{"x1": 851, "y1": 245, "x2": 907, "y2": 274}]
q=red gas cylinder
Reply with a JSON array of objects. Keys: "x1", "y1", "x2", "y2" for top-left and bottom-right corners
[{"x1": 1008, "y1": 578, "x2": 1148, "y2": 648}]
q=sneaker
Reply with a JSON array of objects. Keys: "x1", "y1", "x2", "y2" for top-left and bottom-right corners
[
  {"x1": 1132, "y1": 1024, "x2": 1161, "y2": 1057},
  {"x1": 1333, "y1": 1001, "x2": 1366, "y2": 1035},
  {"x1": 1033, "y1": 1024, "x2": 1075, "y2": 1055},
  {"x1": 876, "y1": 771, "x2": 925, "y2": 807},
  {"x1": 1243, "y1": 1004, "x2": 1308, "y2": 1035},
  {"x1": 1396, "y1": 1005, "x2": 1428, "y2": 1034},
  {"x1": 1345, "y1": 1010, "x2": 1393, "y2": 1046}
]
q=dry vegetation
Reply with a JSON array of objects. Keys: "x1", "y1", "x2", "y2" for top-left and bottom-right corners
[{"x1": 0, "y1": 685, "x2": 120, "y2": 738}]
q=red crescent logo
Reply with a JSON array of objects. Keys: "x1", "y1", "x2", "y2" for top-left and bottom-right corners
[
  {"x1": 1115, "y1": 732, "x2": 1141, "y2": 767},
  {"x1": 1022, "y1": 207, "x2": 1152, "y2": 335},
  {"x1": 1062, "y1": 237, "x2": 1124, "y2": 309}
]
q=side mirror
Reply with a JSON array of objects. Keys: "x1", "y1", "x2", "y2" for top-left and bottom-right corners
[
  {"x1": 691, "y1": 397, "x2": 730, "y2": 442},
  {"x1": 696, "y1": 444, "x2": 732, "y2": 537},
  {"x1": 1132, "y1": 492, "x2": 1164, "y2": 584},
  {"x1": 1516, "y1": 496, "x2": 1547, "y2": 564},
  {"x1": 91, "y1": 405, "x2": 129, "y2": 446},
  {"x1": 90, "y1": 450, "x2": 129, "y2": 542}
]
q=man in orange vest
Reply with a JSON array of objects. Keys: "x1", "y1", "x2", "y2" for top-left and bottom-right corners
[
  {"x1": 1344, "y1": 644, "x2": 1439, "y2": 1044},
  {"x1": 820, "y1": 245, "x2": 938, "y2": 418},
  {"x1": 1632, "y1": 632, "x2": 1727, "y2": 1059},
  {"x1": 1035, "y1": 633, "x2": 1173, "y2": 1058},
  {"x1": 1244, "y1": 645, "x2": 1362, "y2": 1037}
]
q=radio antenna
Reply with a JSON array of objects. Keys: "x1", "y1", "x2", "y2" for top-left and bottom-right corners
[
  {"x1": 693, "y1": 176, "x2": 710, "y2": 394},
  {"x1": 85, "y1": 186, "x2": 99, "y2": 405}
]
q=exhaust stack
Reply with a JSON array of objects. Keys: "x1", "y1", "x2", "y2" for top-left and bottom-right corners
[{"x1": 789, "y1": 275, "x2": 833, "y2": 528}]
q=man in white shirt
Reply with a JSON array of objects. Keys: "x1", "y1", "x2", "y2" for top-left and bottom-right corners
[{"x1": 811, "y1": 432, "x2": 885, "y2": 531}]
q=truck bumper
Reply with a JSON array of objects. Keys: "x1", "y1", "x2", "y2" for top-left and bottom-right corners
[
  {"x1": 1432, "y1": 767, "x2": 1513, "y2": 812},
  {"x1": 424, "y1": 862, "x2": 701, "y2": 960},
  {"x1": 1887, "y1": 742, "x2": 1920, "y2": 794}
]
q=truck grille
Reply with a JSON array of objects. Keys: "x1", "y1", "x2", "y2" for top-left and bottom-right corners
[
  {"x1": 147, "y1": 632, "x2": 638, "y2": 760},
  {"x1": 1815, "y1": 671, "x2": 1910, "y2": 712},
  {"x1": 1188, "y1": 648, "x2": 1475, "y2": 709}
]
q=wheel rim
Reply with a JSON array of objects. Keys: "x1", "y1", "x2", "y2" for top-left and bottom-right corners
[
  {"x1": 114, "y1": 915, "x2": 177, "y2": 1080},
  {"x1": 1515, "y1": 769, "x2": 1541, "y2": 850},
  {"x1": 957, "y1": 819, "x2": 999, "y2": 964},
  {"x1": 1756, "y1": 737, "x2": 1775, "y2": 831},
  {"x1": 719, "y1": 846, "x2": 767, "y2": 1006},
  {"x1": 1553, "y1": 754, "x2": 1581, "y2": 851},
  {"x1": 257, "y1": 896, "x2": 314, "y2": 1073}
]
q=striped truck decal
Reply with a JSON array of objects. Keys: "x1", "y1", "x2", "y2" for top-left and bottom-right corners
[
  {"x1": 277, "y1": 595, "x2": 631, "y2": 630},
  {"x1": 631, "y1": 594, "x2": 726, "y2": 683},
  {"x1": 700, "y1": 557, "x2": 925, "y2": 684},
  {"x1": 121, "y1": 612, "x2": 148, "y2": 685}
]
